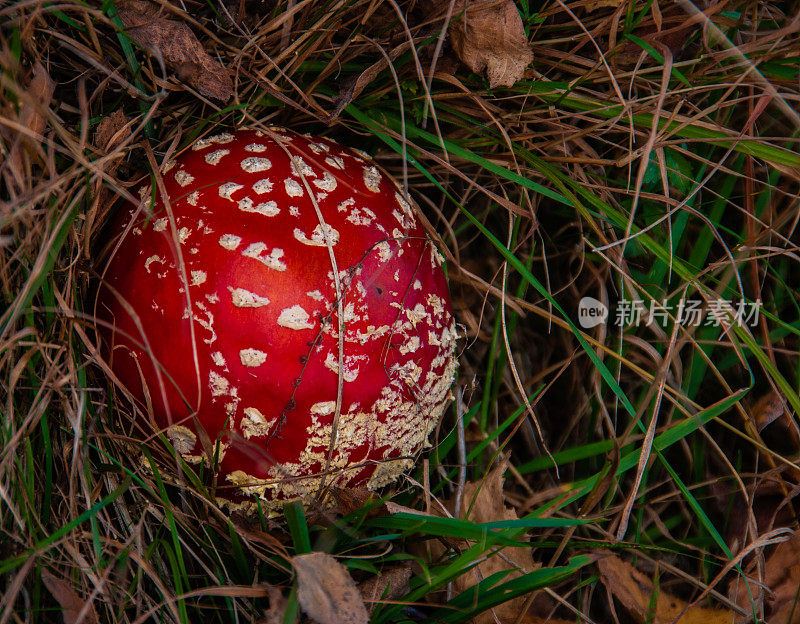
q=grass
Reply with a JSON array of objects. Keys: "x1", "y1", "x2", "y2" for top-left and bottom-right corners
[{"x1": 2, "y1": 0, "x2": 800, "y2": 622}]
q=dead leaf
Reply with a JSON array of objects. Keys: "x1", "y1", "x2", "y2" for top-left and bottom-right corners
[
  {"x1": 4, "y1": 61, "x2": 54, "y2": 192},
  {"x1": 516, "y1": 617, "x2": 580, "y2": 624},
  {"x1": 329, "y1": 486, "x2": 376, "y2": 515},
  {"x1": 41, "y1": 570, "x2": 100, "y2": 624},
  {"x1": 116, "y1": 0, "x2": 232, "y2": 101},
  {"x1": 446, "y1": 0, "x2": 533, "y2": 88},
  {"x1": 384, "y1": 500, "x2": 432, "y2": 516},
  {"x1": 85, "y1": 110, "x2": 133, "y2": 259},
  {"x1": 19, "y1": 62, "x2": 53, "y2": 141},
  {"x1": 294, "y1": 552, "x2": 369, "y2": 624},
  {"x1": 614, "y1": 6, "x2": 699, "y2": 69},
  {"x1": 752, "y1": 391, "x2": 789, "y2": 433},
  {"x1": 579, "y1": 0, "x2": 626, "y2": 10},
  {"x1": 360, "y1": 2, "x2": 405, "y2": 40},
  {"x1": 331, "y1": 41, "x2": 410, "y2": 120},
  {"x1": 220, "y1": 0, "x2": 246, "y2": 26},
  {"x1": 432, "y1": 459, "x2": 540, "y2": 624},
  {"x1": 94, "y1": 110, "x2": 130, "y2": 153},
  {"x1": 746, "y1": 391, "x2": 800, "y2": 457},
  {"x1": 731, "y1": 533, "x2": 800, "y2": 624},
  {"x1": 257, "y1": 585, "x2": 287, "y2": 624},
  {"x1": 598, "y1": 553, "x2": 733, "y2": 624},
  {"x1": 359, "y1": 566, "x2": 412, "y2": 612}
]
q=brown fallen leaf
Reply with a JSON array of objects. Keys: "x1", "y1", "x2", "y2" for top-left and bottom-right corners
[
  {"x1": 713, "y1": 474, "x2": 797, "y2": 558},
  {"x1": 516, "y1": 617, "x2": 581, "y2": 624},
  {"x1": 116, "y1": 0, "x2": 232, "y2": 101},
  {"x1": 94, "y1": 110, "x2": 130, "y2": 153},
  {"x1": 257, "y1": 585, "x2": 287, "y2": 624},
  {"x1": 744, "y1": 390, "x2": 800, "y2": 460},
  {"x1": 359, "y1": 566, "x2": 412, "y2": 613},
  {"x1": 384, "y1": 500, "x2": 433, "y2": 516},
  {"x1": 3, "y1": 61, "x2": 54, "y2": 193},
  {"x1": 41, "y1": 569, "x2": 100, "y2": 624},
  {"x1": 445, "y1": 0, "x2": 533, "y2": 88},
  {"x1": 598, "y1": 553, "x2": 734, "y2": 624},
  {"x1": 731, "y1": 533, "x2": 800, "y2": 624},
  {"x1": 329, "y1": 486, "x2": 376, "y2": 515},
  {"x1": 85, "y1": 110, "x2": 133, "y2": 258},
  {"x1": 579, "y1": 0, "x2": 626, "y2": 10},
  {"x1": 220, "y1": 0, "x2": 246, "y2": 26},
  {"x1": 294, "y1": 552, "x2": 369, "y2": 624},
  {"x1": 614, "y1": 5, "x2": 699, "y2": 69},
  {"x1": 431, "y1": 459, "x2": 540, "y2": 624},
  {"x1": 752, "y1": 391, "x2": 793, "y2": 434},
  {"x1": 331, "y1": 41, "x2": 411, "y2": 120}
]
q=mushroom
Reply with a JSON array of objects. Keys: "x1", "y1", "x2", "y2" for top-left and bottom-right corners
[{"x1": 96, "y1": 127, "x2": 457, "y2": 513}]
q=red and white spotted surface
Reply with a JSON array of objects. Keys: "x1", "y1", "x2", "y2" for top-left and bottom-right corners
[{"x1": 97, "y1": 127, "x2": 457, "y2": 513}]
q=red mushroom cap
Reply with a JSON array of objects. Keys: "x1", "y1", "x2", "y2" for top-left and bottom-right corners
[{"x1": 97, "y1": 127, "x2": 457, "y2": 512}]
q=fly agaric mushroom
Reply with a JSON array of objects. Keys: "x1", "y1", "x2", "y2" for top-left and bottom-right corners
[{"x1": 97, "y1": 127, "x2": 457, "y2": 513}]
